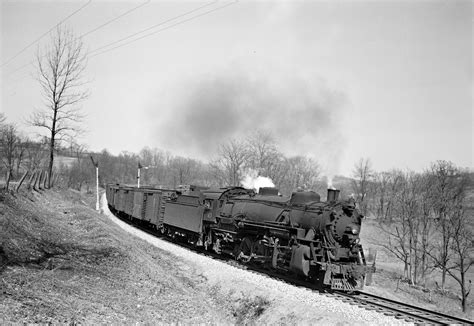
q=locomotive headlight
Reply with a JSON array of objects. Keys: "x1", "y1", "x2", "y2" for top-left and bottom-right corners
[{"x1": 345, "y1": 225, "x2": 360, "y2": 235}]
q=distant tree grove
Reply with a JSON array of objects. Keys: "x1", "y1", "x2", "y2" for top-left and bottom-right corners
[{"x1": 352, "y1": 158, "x2": 474, "y2": 313}]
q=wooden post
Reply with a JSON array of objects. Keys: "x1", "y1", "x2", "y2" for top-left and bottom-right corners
[
  {"x1": 43, "y1": 171, "x2": 48, "y2": 189},
  {"x1": 15, "y1": 171, "x2": 29, "y2": 192},
  {"x1": 33, "y1": 171, "x2": 41, "y2": 191},
  {"x1": 38, "y1": 171, "x2": 44, "y2": 190},
  {"x1": 5, "y1": 170, "x2": 11, "y2": 191},
  {"x1": 90, "y1": 156, "x2": 100, "y2": 211},
  {"x1": 95, "y1": 166, "x2": 99, "y2": 210},
  {"x1": 27, "y1": 170, "x2": 36, "y2": 190},
  {"x1": 53, "y1": 173, "x2": 59, "y2": 187}
]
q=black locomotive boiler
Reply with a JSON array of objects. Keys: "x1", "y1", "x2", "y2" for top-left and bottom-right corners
[{"x1": 106, "y1": 184, "x2": 374, "y2": 291}]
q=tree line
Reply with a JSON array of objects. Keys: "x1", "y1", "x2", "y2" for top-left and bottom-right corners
[
  {"x1": 352, "y1": 158, "x2": 473, "y2": 312},
  {"x1": 0, "y1": 118, "x2": 323, "y2": 195},
  {"x1": 63, "y1": 130, "x2": 324, "y2": 196}
]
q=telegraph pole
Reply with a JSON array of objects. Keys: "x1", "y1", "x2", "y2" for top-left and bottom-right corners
[
  {"x1": 90, "y1": 155, "x2": 99, "y2": 211},
  {"x1": 137, "y1": 162, "x2": 142, "y2": 188},
  {"x1": 137, "y1": 162, "x2": 151, "y2": 188}
]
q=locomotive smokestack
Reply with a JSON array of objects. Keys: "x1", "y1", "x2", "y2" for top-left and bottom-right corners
[{"x1": 327, "y1": 188, "x2": 340, "y2": 202}]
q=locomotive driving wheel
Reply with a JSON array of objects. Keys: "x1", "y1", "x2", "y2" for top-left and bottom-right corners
[
  {"x1": 204, "y1": 231, "x2": 213, "y2": 251},
  {"x1": 235, "y1": 237, "x2": 253, "y2": 262}
]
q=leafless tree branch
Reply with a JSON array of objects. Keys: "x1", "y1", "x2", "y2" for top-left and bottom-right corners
[{"x1": 28, "y1": 26, "x2": 88, "y2": 187}]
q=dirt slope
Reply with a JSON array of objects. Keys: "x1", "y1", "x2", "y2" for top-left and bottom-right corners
[{"x1": 0, "y1": 189, "x2": 229, "y2": 324}]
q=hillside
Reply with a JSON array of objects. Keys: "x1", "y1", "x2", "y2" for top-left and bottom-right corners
[
  {"x1": 1, "y1": 188, "x2": 406, "y2": 324},
  {"x1": 0, "y1": 189, "x2": 229, "y2": 323}
]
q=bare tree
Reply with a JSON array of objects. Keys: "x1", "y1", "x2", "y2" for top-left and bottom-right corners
[
  {"x1": 373, "y1": 170, "x2": 403, "y2": 223},
  {"x1": 443, "y1": 199, "x2": 474, "y2": 312},
  {"x1": 210, "y1": 139, "x2": 248, "y2": 186},
  {"x1": 279, "y1": 156, "x2": 320, "y2": 195},
  {"x1": 170, "y1": 156, "x2": 193, "y2": 187},
  {"x1": 381, "y1": 172, "x2": 419, "y2": 283},
  {"x1": 428, "y1": 161, "x2": 465, "y2": 289},
  {"x1": 29, "y1": 26, "x2": 88, "y2": 188},
  {"x1": 65, "y1": 141, "x2": 92, "y2": 191},
  {"x1": 246, "y1": 130, "x2": 280, "y2": 176},
  {"x1": 0, "y1": 123, "x2": 20, "y2": 181},
  {"x1": 351, "y1": 158, "x2": 374, "y2": 215},
  {"x1": 24, "y1": 139, "x2": 47, "y2": 172}
]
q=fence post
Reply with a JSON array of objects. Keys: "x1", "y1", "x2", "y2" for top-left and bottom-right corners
[
  {"x1": 33, "y1": 171, "x2": 41, "y2": 191},
  {"x1": 52, "y1": 173, "x2": 59, "y2": 187},
  {"x1": 43, "y1": 171, "x2": 48, "y2": 189},
  {"x1": 15, "y1": 170, "x2": 29, "y2": 192},
  {"x1": 5, "y1": 170, "x2": 11, "y2": 191},
  {"x1": 38, "y1": 171, "x2": 44, "y2": 190},
  {"x1": 27, "y1": 170, "x2": 36, "y2": 190}
]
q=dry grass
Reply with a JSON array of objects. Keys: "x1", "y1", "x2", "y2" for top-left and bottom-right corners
[{"x1": 0, "y1": 188, "x2": 230, "y2": 323}]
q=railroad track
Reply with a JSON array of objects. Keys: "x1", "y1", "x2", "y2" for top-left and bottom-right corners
[
  {"x1": 333, "y1": 291, "x2": 473, "y2": 325},
  {"x1": 110, "y1": 210, "x2": 473, "y2": 325}
]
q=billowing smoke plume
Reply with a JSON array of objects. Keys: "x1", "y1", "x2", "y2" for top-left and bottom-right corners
[
  {"x1": 150, "y1": 63, "x2": 347, "y2": 176},
  {"x1": 240, "y1": 169, "x2": 275, "y2": 193}
]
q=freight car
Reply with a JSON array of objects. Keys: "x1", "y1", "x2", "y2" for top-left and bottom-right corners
[{"x1": 106, "y1": 184, "x2": 374, "y2": 291}]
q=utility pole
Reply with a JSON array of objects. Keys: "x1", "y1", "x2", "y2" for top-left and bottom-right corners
[
  {"x1": 137, "y1": 162, "x2": 151, "y2": 188},
  {"x1": 137, "y1": 162, "x2": 142, "y2": 188},
  {"x1": 90, "y1": 155, "x2": 99, "y2": 211}
]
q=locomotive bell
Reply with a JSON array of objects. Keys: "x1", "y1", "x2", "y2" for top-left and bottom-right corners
[{"x1": 327, "y1": 188, "x2": 340, "y2": 202}]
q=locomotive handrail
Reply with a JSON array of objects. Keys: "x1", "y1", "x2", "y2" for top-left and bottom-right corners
[
  {"x1": 238, "y1": 220, "x2": 290, "y2": 231},
  {"x1": 210, "y1": 227, "x2": 238, "y2": 235}
]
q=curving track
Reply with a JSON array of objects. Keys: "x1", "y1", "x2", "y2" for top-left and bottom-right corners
[
  {"x1": 333, "y1": 291, "x2": 473, "y2": 325},
  {"x1": 107, "y1": 203, "x2": 473, "y2": 325}
]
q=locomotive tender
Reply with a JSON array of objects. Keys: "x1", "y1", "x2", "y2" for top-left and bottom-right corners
[{"x1": 106, "y1": 184, "x2": 374, "y2": 291}]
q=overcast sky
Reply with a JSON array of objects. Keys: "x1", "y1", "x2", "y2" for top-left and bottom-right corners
[{"x1": 1, "y1": 0, "x2": 472, "y2": 176}]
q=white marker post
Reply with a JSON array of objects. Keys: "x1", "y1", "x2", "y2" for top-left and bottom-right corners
[
  {"x1": 137, "y1": 166, "x2": 141, "y2": 188},
  {"x1": 95, "y1": 166, "x2": 99, "y2": 211},
  {"x1": 90, "y1": 156, "x2": 100, "y2": 211},
  {"x1": 137, "y1": 163, "x2": 150, "y2": 188}
]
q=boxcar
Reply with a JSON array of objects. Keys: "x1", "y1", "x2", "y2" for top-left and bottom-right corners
[
  {"x1": 106, "y1": 184, "x2": 120, "y2": 210},
  {"x1": 163, "y1": 192, "x2": 206, "y2": 234}
]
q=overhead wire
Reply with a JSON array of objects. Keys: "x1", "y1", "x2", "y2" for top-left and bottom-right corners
[
  {"x1": 0, "y1": 0, "x2": 92, "y2": 68},
  {"x1": 3, "y1": 1, "x2": 237, "y2": 88},
  {"x1": 88, "y1": 0, "x2": 219, "y2": 57},
  {"x1": 3, "y1": 0, "x2": 151, "y2": 79},
  {"x1": 89, "y1": 1, "x2": 237, "y2": 58},
  {"x1": 79, "y1": 0, "x2": 151, "y2": 39}
]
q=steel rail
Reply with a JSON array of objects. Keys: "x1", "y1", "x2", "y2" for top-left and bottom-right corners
[{"x1": 333, "y1": 291, "x2": 473, "y2": 325}]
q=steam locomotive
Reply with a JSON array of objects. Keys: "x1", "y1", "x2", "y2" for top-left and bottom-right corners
[{"x1": 106, "y1": 184, "x2": 374, "y2": 291}]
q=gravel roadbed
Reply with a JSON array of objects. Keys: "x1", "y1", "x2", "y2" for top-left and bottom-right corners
[{"x1": 102, "y1": 195, "x2": 411, "y2": 325}]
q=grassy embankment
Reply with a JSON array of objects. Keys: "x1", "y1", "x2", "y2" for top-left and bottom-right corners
[{"x1": 0, "y1": 188, "x2": 237, "y2": 323}]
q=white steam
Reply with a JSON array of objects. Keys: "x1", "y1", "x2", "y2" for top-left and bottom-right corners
[
  {"x1": 241, "y1": 169, "x2": 275, "y2": 193},
  {"x1": 327, "y1": 175, "x2": 336, "y2": 190}
]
